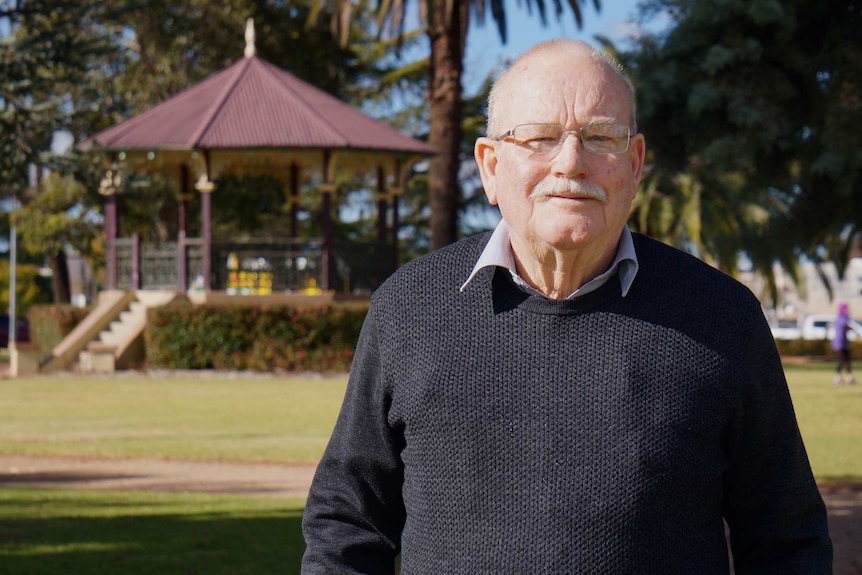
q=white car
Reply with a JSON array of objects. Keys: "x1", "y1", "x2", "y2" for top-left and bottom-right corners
[
  {"x1": 799, "y1": 314, "x2": 862, "y2": 341},
  {"x1": 770, "y1": 319, "x2": 802, "y2": 341}
]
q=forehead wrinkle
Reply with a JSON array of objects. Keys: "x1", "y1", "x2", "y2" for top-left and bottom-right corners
[
  {"x1": 487, "y1": 41, "x2": 637, "y2": 136},
  {"x1": 556, "y1": 73, "x2": 626, "y2": 128}
]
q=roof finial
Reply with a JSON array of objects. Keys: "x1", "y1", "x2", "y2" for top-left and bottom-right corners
[{"x1": 244, "y1": 18, "x2": 256, "y2": 58}]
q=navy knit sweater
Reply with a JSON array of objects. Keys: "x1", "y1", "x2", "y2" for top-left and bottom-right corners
[{"x1": 301, "y1": 232, "x2": 832, "y2": 574}]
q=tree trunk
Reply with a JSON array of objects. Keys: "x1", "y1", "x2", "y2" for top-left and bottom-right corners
[
  {"x1": 426, "y1": 1, "x2": 467, "y2": 250},
  {"x1": 50, "y1": 250, "x2": 72, "y2": 304}
]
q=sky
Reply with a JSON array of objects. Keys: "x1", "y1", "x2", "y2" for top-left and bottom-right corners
[{"x1": 462, "y1": 0, "x2": 651, "y2": 93}]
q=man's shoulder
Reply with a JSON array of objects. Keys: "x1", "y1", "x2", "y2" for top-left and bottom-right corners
[
  {"x1": 631, "y1": 232, "x2": 756, "y2": 301},
  {"x1": 633, "y1": 233, "x2": 737, "y2": 281},
  {"x1": 373, "y1": 232, "x2": 492, "y2": 300}
]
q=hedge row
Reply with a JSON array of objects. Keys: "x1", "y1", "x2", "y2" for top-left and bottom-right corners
[
  {"x1": 145, "y1": 301, "x2": 369, "y2": 372},
  {"x1": 773, "y1": 337, "x2": 862, "y2": 359},
  {"x1": 27, "y1": 304, "x2": 93, "y2": 361}
]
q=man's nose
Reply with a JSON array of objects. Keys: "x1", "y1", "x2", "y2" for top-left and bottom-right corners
[{"x1": 552, "y1": 131, "x2": 588, "y2": 176}]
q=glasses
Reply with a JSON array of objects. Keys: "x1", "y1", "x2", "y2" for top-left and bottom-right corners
[{"x1": 496, "y1": 123, "x2": 632, "y2": 155}]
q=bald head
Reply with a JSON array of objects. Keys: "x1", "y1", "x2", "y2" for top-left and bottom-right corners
[{"x1": 486, "y1": 39, "x2": 637, "y2": 139}]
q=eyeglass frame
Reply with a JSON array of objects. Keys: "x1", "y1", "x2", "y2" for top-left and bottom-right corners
[{"x1": 494, "y1": 122, "x2": 634, "y2": 155}]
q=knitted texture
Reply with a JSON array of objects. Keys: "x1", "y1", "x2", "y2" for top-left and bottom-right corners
[{"x1": 301, "y1": 232, "x2": 832, "y2": 574}]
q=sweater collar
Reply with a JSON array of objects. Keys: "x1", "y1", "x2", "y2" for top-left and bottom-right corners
[{"x1": 460, "y1": 220, "x2": 639, "y2": 299}]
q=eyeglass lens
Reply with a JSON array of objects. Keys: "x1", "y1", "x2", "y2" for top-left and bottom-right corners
[{"x1": 509, "y1": 123, "x2": 630, "y2": 154}]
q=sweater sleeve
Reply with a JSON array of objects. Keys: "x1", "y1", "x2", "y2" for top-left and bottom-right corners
[
  {"x1": 301, "y1": 308, "x2": 406, "y2": 574},
  {"x1": 722, "y1": 310, "x2": 832, "y2": 574}
]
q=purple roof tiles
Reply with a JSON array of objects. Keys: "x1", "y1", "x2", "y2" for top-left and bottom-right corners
[{"x1": 81, "y1": 56, "x2": 435, "y2": 155}]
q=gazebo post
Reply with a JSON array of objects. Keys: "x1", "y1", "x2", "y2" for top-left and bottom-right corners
[
  {"x1": 290, "y1": 163, "x2": 299, "y2": 238},
  {"x1": 321, "y1": 150, "x2": 335, "y2": 292},
  {"x1": 195, "y1": 151, "x2": 216, "y2": 292},
  {"x1": 105, "y1": 193, "x2": 118, "y2": 290},
  {"x1": 178, "y1": 164, "x2": 191, "y2": 292},
  {"x1": 202, "y1": 190, "x2": 212, "y2": 290},
  {"x1": 391, "y1": 160, "x2": 402, "y2": 269},
  {"x1": 99, "y1": 168, "x2": 120, "y2": 290},
  {"x1": 178, "y1": 165, "x2": 190, "y2": 238},
  {"x1": 376, "y1": 165, "x2": 388, "y2": 244}
]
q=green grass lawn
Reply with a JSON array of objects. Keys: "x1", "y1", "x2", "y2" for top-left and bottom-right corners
[
  {"x1": 2, "y1": 365, "x2": 860, "y2": 479},
  {"x1": 0, "y1": 363, "x2": 860, "y2": 574},
  {"x1": 782, "y1": 361, "x2": 862, "y2": 481},
  {"x1": 0, "y1": 372, "x2": 348, "y2": 463},
  {"x1": 0, "y1": 373, "x2": 336, "y2": 574},
  {"x1": 0, "y1": 488, "x2": 307, "y2": 575}
]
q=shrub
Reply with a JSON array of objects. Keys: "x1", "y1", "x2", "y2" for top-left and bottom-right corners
[
  {"x1": 0, "y1": 261, "x2": 51, "y2": 313},
  {"x1": 146, "y1": 301, "x2": 369, "y2": 372},
  {"x1": 27, "y1": 304, "x2": 91, "y2": 359},
  {"x1": 775, "y1": 338, "x2": 862, "y2": 359}
]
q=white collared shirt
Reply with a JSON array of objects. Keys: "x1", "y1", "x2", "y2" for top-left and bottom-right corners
[{"x1": 460, "y1": 220, "x2": 639, "y2": 299}]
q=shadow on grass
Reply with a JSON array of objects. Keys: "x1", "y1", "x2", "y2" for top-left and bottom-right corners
[
  {"x1": 820, "y1": 482, "x2": 862, "y2": 575},
  {"x1": 0, "y1": 489, "x2": 306, "y2": 575}
]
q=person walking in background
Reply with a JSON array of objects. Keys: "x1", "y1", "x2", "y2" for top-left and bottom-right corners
[{"x1": 832, "y1": 302, "x2": 855, "y2": 385}]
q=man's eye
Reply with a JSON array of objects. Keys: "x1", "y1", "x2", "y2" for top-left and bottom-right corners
[
  {"x1": 584, "y1": 134, "x2": 613, "y2": 142},
  {"x1": 521, "y1": 133, "x2": 560, "y2": 145}
]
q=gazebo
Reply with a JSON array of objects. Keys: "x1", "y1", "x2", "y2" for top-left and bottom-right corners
[{"x1": 79, "y1": 21, "x2": 435, "y2": 297}]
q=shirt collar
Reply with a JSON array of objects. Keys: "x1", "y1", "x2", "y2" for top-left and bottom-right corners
[{"x1": 460, "y1": 220, "x2": 639, "y2": 298}]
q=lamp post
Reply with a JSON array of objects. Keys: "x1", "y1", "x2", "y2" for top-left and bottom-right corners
[{"x1": 8, "y1": 222, "x2": 17, "y2": 346}]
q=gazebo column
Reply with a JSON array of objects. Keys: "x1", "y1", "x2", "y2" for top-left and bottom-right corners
[
  {"x1": 105, "y1": 193, "x2": 118, "y2": 290},
  {"x1": 390, "y1": 159, "x2": 405, "y2": 269},
  {"x1": 99, "y1": 169, "x2": 121, "y2": 290},
  {"x1": 289, "y1": 163, "x2": 299, "y2": 238},
  {"x1": 390, "y1": 186, "x2": 402, "y2": 269},
  {"x1": 320, "y1": 184, "x2": 333, "y2": 292},
  {"x1": 198, "y1": 185, "x2": 214, "y2": 291},
  {"x1": 321, "y1": 150, "x2": 336, "y2": 292},
  {"x1": 179, "y1": 166, "x2": 191, "y2": 236},
  {"x1": 177, "y1": 164, "x2": 192, "y2": 292},
  {"x1": 376, "y1": 165, "x2": 388, "y2": 244},
  {"x1": 195, "y1": 154, "x2": 216, "y2": 292}
]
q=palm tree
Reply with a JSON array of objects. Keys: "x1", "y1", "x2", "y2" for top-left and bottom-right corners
[{"x1": 317, "y1": 0, "x2": 600, "y2": 249}]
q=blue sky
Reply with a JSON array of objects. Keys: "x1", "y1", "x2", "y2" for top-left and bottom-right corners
[{"x1": 463, "y1": 0, "x2": 650, "y2": 92}]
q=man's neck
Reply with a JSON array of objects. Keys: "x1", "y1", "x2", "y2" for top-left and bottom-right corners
[{"x1": 509, "y1": 235, "x2": 620, "y2": 300}]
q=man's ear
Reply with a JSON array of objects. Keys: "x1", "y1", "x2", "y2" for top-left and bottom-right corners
[
  {"x1": 629, "y1": 133, "x2": 646, "y2": 195},
  {"x1": 474, "y1": 137, "x2": 500, "y2": 205}
]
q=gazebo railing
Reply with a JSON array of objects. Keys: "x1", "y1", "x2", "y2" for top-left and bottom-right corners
[{"x1": 113, "y1": 236, "x2": 395, "y2": 294}]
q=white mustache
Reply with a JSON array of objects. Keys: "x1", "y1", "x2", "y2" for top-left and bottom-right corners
[{"x1": 529, "y1": 179, "x2": 608, "y2": 202}]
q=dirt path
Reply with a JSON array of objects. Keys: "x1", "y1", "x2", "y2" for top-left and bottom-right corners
[
  {"x1": 0, "y1": 454, "x2": 316, "y2": 498},
  {"x1": 1, "y1": 454, "x2": 860, "y2": 574}
]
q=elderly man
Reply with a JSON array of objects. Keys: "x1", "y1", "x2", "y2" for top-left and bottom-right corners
[{"x1": 301, "y1": 39, "x2": 832, "y2": 574}]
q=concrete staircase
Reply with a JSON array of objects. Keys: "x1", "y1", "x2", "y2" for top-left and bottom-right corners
[
  {"x1": 78, "y1": 291, "x2": 177, "y2": 373},
  {"x1": 41, "y1": 290, "x2": 179, "y2": 374}
]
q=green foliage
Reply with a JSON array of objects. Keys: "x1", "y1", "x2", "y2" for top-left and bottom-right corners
[
  {"x1": 0, "y1": 0, "x2": 117, "y2": 198},
  {"x1": 0, "y1": 261, "x2": 49, "y2": 314},
  {"x1": 211, "y1": 175, "x2": 290, "y2": 239},
  {"x1": 625, "y1": 0, "x2": 862, "y2": 303},
  {"x1": 146, "y1": 301, "x2": 368, "y2": 371},
  {"x1": 12, "y1": 173, "x2": 99, "y2": 257},
  {"x1": 91, "y1": 0, "x2": 389, "y2": 127},
  {"x1": 26, "y1": 303, "x2": 91, "y2": 358}
]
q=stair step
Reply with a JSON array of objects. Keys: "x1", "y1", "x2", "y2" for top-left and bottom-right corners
[
  {"x1": 97, "y1": 332, "x2": 120, "y2": 346},
  {"x1": 75, "y1": 292, "x2": 173, "y2": 374}
]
